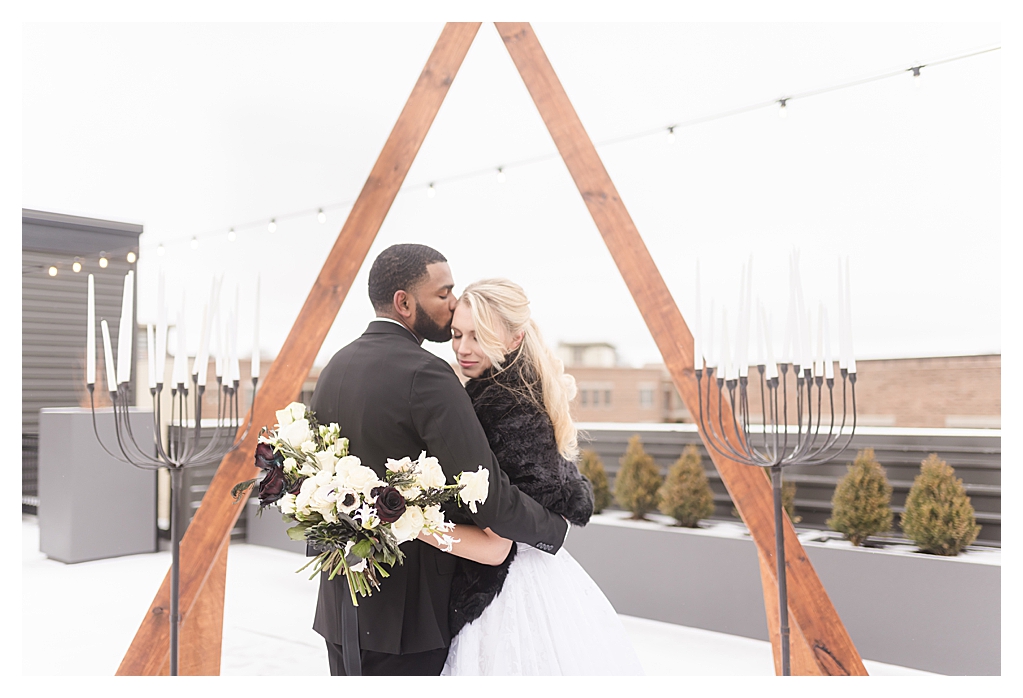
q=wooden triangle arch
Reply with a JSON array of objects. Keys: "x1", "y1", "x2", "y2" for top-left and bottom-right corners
[{"x1": 116, "y1": 22, "x2": 866, "y2": 676}]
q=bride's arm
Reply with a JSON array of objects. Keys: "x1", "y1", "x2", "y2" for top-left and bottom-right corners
[{"x1": 417, "y1": 524, "x2": 512, "y2": 566}]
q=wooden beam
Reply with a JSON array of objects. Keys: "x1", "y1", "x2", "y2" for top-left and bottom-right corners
[
  {"x1": 115, "y1": 22, "x2": 483, "y2": 675},
  {"x1": 496, "y1": 21, "x2": 866, "y2": 676}
]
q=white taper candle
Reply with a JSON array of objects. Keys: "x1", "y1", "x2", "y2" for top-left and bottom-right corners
[
  {"x1": 762, "y1": 306, "x2": 778, "y2": 380},
  {"x1": 86, "y1": 274, "x2": 96, "y2": 385},
  {"x1": 816, "y1": 303, "x2": 825, "y2": 378},
  {"x1": 836, "y1": 259, "x2": 847, "y2": 370},
  {"x1": 156, "y1": 272, "x2": 167, "y2": 386},
  {"x1": 845, "y1": 258, "x2": 856, "y2": 374},
  {"x1": 694, "y1": 261, "x2": 702, "y2": 371},
  {"x1": 116, "y1": 271, "x2": 133, "y2": 384},
  {"x1": 101, "y1": 319, "x2": 117, "y2": 392},
  {"x1": 823, "y1": 307, "x2": 834, "y2": 379},
  {"x1": 721, "y1": 307, "x2": 733, "y2": 381},
  {"x1": 146, "y1": 324, "x2": 156, "y2": 389},
  {"x1": 705, "y1": 299, "x2": 716, "y2": 369},
  {"x1": 252, "y1": 275, "x2": 261, "y2": 379}
]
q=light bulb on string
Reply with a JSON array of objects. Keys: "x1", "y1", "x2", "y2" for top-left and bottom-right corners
[
  {"x1": 911, "y1": 66, "x2": 922, "y2": 88},
  {"x1": 496, "y1": 168, "x2": 506, "y2": 184},
  {"x1": 666, "y1": 126, "x2": 675, "y2": 144},
  {"x1": 157, "y1": 244, "x2": 165, "y2": 256},
  {"x1": 317, "y1": 209, "x2": 326, "y2": 224},
  {"x1": 99, "y1": 253, "x2": 109, "y2": 268},
  {"x1": 127, "y1": 251, "x2": 137, "y2": 263},
  {"x1": 427, "y1": 183, "x2": 436, "y2": 199},
  {"x1": 228, "y1": 228, "x2": 237, "y2": 242},
  {"x1": 778, "y1": 98, "x2": 788, "y2": 119},
  {"x1": 48, "y1": 266, "x2": 58, "y2": 277},
  {"x1": 268, "y1": 219, "x2": 277, "y2": 234},
  {"x1": 72, "y1": 258, "x2": 82, "y2": 273},
  {"x1": 190, "y1": 237, "x2": 199, "y2": 250}
]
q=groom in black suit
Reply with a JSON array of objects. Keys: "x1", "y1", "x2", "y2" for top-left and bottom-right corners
[{"x1": 309, "y1": 243, "x2": 569, "y2": 676}]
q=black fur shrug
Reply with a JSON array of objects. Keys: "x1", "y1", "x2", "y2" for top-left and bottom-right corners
[{"x1": 447, "y1": 353, "x2": 594, "y2": 637}]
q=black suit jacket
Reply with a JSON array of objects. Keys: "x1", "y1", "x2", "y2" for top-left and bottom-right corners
[{"x1": 309, "y1": 320, "x2": 568, "y2": 655}]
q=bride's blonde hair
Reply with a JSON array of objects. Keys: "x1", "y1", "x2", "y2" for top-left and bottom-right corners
[{"x1": 459, "y1": 278, "x2": 579, "y2": 462}]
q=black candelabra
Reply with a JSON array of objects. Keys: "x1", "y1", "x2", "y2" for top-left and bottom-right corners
[
  {"x1": 88, "y1": 370, "x2": 257, "y2": 674},
  {"x1": 695, "y1": 359, "x2": 856, "y2": 675}
]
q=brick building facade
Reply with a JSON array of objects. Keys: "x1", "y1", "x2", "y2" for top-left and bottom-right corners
[{"x1": 561, "y1": 348, "x2": 999, "y2": 429}]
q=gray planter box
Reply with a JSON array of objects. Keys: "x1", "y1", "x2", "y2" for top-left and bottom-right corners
[
  {"x1": 564, "y1": 513, "x2": 999, "y2": 676},
  {"x1": 38, "y1": 407, "x2": 157, "y2": 563}
]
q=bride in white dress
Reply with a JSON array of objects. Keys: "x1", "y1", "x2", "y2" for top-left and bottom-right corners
[{"x1": 415, "y1": 278, "x2": 644, "y2": 676}]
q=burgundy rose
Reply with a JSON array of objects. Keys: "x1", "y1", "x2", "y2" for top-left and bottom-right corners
[
  {"x1": 374, "y1": 486, "x2": 407, "y2": 524},
  {"x1": 257, "y1": 464, "x2": 287, "y2": 506},
  {"x1": 255, "y1": 442, "x2": 283, "y2": 471},
  {"x1": 288, "y1": 476, "x2": 307, "y2": 495}
]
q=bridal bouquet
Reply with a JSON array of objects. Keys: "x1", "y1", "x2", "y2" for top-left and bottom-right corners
[{"x1": 232, "y1": 402, "x2": 489, "y2": 605}]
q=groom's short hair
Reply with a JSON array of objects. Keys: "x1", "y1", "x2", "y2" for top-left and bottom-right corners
[{"x1": 368, "y1": 243, "x2": 448, "y2": 312}]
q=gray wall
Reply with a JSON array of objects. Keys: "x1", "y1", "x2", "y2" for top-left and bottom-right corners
[
  {"x1": 564, "y1": 517, "x2": 1000, "y2": 675},
  {"x1": 23, "y1": 209, "x2": 141, "y2": 508}
]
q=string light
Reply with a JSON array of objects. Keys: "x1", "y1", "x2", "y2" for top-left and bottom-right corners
[
  {"x1": 190, "y1": 237, "x2": 199, "y2": 250},
  {"x1": 130, "y1": 45, "x2": 998, "y2": 260},
  {"x1": 126, "y1": 251, "x2": 137, "y2": 263},
  {"x1": 48, "y1": 266, "x2": 58, "y2": 277},
  {"x1": 228, "y1": 228, "x2": 237, "y2": 242},
  {"x1": 72, "y1": 257, "x2": 82, "y2": 273},
  {"x1": 99, "y1": 253, "x2": 109, "y2": 268},
  {"x1": 157, "y1": 244, "x2": 165, "y2": 256}
]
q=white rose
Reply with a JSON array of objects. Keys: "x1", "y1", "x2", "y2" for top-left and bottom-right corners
[
  {"x1": 397, "y1": 485, "x2": 421, "y2": 501},
  {"x1": 390, "y1": 505, "x2": 425, "y2": 543},
  {"x1": 278, "y1": 418, "x2": 312, "y2": 449},
  {"x1": 415, "y1": 453, "x2": 446, "y2": 490},
  {"x1": 279, "y1": 493, "x2": 297, "y2": 516},
  {"x1": 275, "y1": 401, "x2": 307, "y2": 427},
  {"x1": 422, "y1": 504, "x2": 446, "y2": 532},
  {"x1": 333, "y1": 437, "x2": 349, "y2": 457},
  {"x1": 283, "y1": 457, "x2": 298, "y2": 475},
  {"x1": 298, "y1": 458, "x2": 318, "y2": 476},
  {"x1": 345, "y1": 465, "x2": 385, "y2": 499},
  {"x1": 457, "y1": 467, "x2": 490, "y2": 514},
  {"x1": 295, "y1": 477, "x2": 319, "y2": 515},
  {"x1": 314, "y1": 450, "x2": 338, "y2": 475},
  {"x1": 386, "y1": 456, "x2": 413, "y2": 473},
  {"x1": 300, "y1": 440, "x2": 318, "y2": 454}
]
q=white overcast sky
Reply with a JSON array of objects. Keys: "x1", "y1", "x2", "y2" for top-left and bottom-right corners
[{"x1": 14, "y1": 11, "x2": 1013, "y2": 371}]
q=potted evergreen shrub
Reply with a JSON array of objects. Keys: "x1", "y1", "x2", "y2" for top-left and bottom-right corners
[
  {"x1": 614, "y1": 435, "x2": 662, "y2": 520},
  {"x1": 578, "y1": 449, "x2": 612, "y2": 514},
  {"x1": 827, "y1": 448, "x2": 893, "y2": 546},
  {"x1": 900, "y1": 453, "x2": 981, "y2": 556},
  {"x1": 657, "y1": 444, "x2": 715, "y2": 527}
]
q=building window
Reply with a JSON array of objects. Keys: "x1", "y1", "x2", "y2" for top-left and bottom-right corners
[
  {"x1": 581, "y1": 390, "x2": 588, "y2": 407},
  {"x1": 604, "y1": 390, "x2": 612, "y2": 406},
  {"x1": 592, "y1": 390, "x2": 600, "y2": 406},
  {"x1": 639, "y1": 388, "x2": 654, "y2": 408}
]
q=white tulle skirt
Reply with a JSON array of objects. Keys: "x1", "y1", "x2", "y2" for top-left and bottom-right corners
[{"x1": 441, "y1": 543, "x2": 645, "y2": 676}]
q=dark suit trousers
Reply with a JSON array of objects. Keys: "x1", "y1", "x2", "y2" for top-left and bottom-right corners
[{"x1": 325, "y1": 641, "x2": 449, "y2": 676}]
